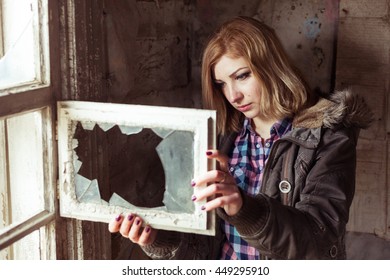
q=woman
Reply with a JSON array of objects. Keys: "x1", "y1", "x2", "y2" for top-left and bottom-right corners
[{"x1": 109, "y1": 16, "x2": 373, "y2": 259}]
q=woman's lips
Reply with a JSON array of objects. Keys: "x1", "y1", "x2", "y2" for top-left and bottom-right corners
[{"x1": 237, "y1": 103, "x2": 252, "y2": 112}]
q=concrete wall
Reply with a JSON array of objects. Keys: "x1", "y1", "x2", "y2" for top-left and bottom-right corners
[{"x1": 102, "y1": 0, "x2": 390, "y2": 259}]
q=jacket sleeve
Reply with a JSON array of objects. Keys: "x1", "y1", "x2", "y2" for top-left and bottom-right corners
[{"x1": 218, "y1": 127, "x2": 356, "y2": 259}]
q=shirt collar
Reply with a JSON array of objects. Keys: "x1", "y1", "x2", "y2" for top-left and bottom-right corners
[
  {"x1": 240, "y1": 117, "x2": 292, "y2": 138},
  {"x1": 240, "y1": 118, "x2": 253, "y2": 137},
  {"x1": 272, "y1": 118, "x2": 292, "y2": 138}
]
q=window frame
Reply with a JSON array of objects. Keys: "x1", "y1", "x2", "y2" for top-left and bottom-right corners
[
  {"x1": 0, "y1": 0, "x2": 50, "y2": 95},
  {"x1": 57, "y1": 101, "x2": 217, "y2": 236},
  {"x1": 0, "y1": 104, "x2": 57, "y2": 257},
  {"x1": 0, "y1": 0, "x2": 56, "y2": 259},
  {"x1": 0, "y1": 0, "x2": 112, "y2": 259}
]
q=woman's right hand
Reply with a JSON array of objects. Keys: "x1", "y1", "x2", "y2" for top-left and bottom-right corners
[{"x1": 108, "y1": 213, "x2": 157, "y2": 246}]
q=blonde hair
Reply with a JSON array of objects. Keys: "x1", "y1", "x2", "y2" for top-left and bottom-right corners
[{"x1": 201, "y1": 16, "x2": 312, "y2": 136}]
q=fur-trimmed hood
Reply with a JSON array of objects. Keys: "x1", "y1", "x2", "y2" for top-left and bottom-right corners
[{"x1": 292, "y1": 89, "x2": 374, "y2": 129}]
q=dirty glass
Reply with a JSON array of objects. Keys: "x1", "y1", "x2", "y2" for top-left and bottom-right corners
[
  {"x1": 0, "y1": 111, "x2": 45, "y2": 227},
  {"x1": 0, "y1": 110, "x2": 47, "y2": 260},
  {"x1": 0, "y1": 0, "x2": 40, "y2": 90},
  {"x1": 72, "y1": 121, "x2": 195, "y2": 214}
]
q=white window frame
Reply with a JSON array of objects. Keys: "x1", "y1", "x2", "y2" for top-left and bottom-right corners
[
  {"x1": 0, "y1": 0, "x2": 56, "y2": 259},
  {"x1": 0, "y1": 0, "x2": 50, "y2": 95},
  {"x1": 57, "y1": 101, "x2": 216, "y2": 236}
]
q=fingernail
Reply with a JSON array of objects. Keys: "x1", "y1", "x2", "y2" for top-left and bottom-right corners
[
  {"x1": 115, "y1": 214, "x2": 121, "y2": 221},
  {"x1": 191, "y1": 195, "x2": 197, "y2": 201},
  {"x1": 127, "y1": 214, "x2": 134, "y2": 221},
  {"x1": 201, "y1": 205, "x2": 206, "y2": 211},
  {"x1": 206, "y1": 151, "x2": 213, "y2": 156},
  {"x1": 145, "y1": 226, "x2": 151, "y2": 233},
  {"x1": 136, "y1": 219, "x2": 141, "y2": 226},
  {"x1": 191, "y1": 180, "x2": 196, "y2": 187}
]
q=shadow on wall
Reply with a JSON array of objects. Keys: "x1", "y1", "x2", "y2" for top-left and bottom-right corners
[{"x1": 346, "y1": 232, "x2": 390, "y2": 259}]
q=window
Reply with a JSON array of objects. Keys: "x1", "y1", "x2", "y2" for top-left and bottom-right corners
[
  {"x1": 0, "y1": 0, "x2": 55, "y2": 260},
  {"x1": 0, "y1": 0, "x2": 49, "y2": 92},
  {"x1": 57, "y1": 101, "x2": 216, "y2": 236}
]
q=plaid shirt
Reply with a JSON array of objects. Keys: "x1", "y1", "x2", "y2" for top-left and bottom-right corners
[{"x1": 220, "y1": 117, "x2": 292, "y2": 260}]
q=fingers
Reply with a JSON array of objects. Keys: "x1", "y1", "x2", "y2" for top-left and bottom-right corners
[
  {"x1": 108, "y1": 214, "x2": 156, "y2": 246},
  {"x1": 108, "y1": 213, "x2": 123, "y2": 233},
  {"x1": 202, "y1": 192, "x2": 242, "y2": 215},
  {"x1": 192, "y1": 181, "x2": 243, "y2": 216},
  {"x1": 191, "y1": 150, "x2": 231, "y2": 187},
  {"x1": 206, "y1": 150, "x2": 229, "y2": 172},
  {"x1": 128, "y1": 216, "x2": 143, "y2": 241},
  {"x1": 190, "y1": 149, "x2": 242, "y2": 215},
  {"x1": 133, "y1": 223, "x2": 157, "y2": 246},
  {"x1": 120, "y1": 214, "x2": 135, "y2": 237},
  {"x1": 192, "y1": 169, "x2": 229, "y2": 187},
  {"x1": 194, "y1": 182, "x2": 236, "y2": 201}
]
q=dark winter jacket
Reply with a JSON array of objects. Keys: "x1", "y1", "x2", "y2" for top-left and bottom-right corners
[{"x1": 143, "y1": 89, "x2": 373, "y2": 260}]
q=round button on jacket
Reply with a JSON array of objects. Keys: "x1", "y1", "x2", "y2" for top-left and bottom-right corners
[
  {"x1": 329, "y1": 245, "x2": 338, "y2": 258},
  {"x1": 279, "y1": 180, "x2": 292, "y2": 193}
]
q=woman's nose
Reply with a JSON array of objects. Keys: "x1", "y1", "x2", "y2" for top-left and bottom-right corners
[{"x1": 225, "y1": 84, "x2": 243, "y2": 103}]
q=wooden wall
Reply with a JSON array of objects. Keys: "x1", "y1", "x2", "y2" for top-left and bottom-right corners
[{"x1": 335, "y1": 0, "x2": 390, "y2": 240}]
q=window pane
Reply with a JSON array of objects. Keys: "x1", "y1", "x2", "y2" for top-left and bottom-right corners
[
  {"x1": 0, "y1": 0, "x2": 45, "y2": 90},
  {"x1": 4, "y1": 110, "x2": 45, "y2": 226},
  {"x1": 73, "y1": 122, "x2": 195, "y2": 213},
  {"x1": 0, "y1": 228, "x2": 42, "y2": 260}
]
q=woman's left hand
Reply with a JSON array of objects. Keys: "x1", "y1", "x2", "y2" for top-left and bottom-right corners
[{"x1": 191, "y1": 150, "x2": 243, "y2": 216}]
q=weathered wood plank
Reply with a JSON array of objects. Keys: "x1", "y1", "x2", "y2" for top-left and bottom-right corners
[
  {"x1": 0, "y1": 87, "x2": 52, "y2": 120},
  {"x1": 348, "y1": 139, "x2": 387, "y2": 233}
]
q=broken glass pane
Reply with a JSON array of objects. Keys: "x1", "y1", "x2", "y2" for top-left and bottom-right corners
[
  {"x1": 98, "y1": 123, "x2": 115, "y2": 132},
  {"x1": 75, "y1": 173, "x2": 91, "y2": 200},
  {"x1": 157, "y1": 130, "x2": 194, "y2": 213},
  {"x1": 78, "y1": 179, "x2": 101, "y2": 204},
  {"x1": 72, "y1": 121, "x2": 195, "y2": 214},
  {"x1": 118, "y1": 126, "x2": 142, "y2": 135},
  {"x1": 80, "y1": 121, "x2": 96, "y2": 131},
  {"x1": 152, "y1": 128, "x2": 173, "y2": 139}
]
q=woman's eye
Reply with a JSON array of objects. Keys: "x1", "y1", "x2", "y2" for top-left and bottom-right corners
[
  {"x1": 215, "y1": 82, "x2": 225, "y2": 89},
  {"x1": 236, "y1": 72, "x2": 250, "y2": 80}
]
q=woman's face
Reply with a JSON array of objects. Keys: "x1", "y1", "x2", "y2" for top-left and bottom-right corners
[{"x1": 213, "y1": 55, "x2": 264, "y2": 121}]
